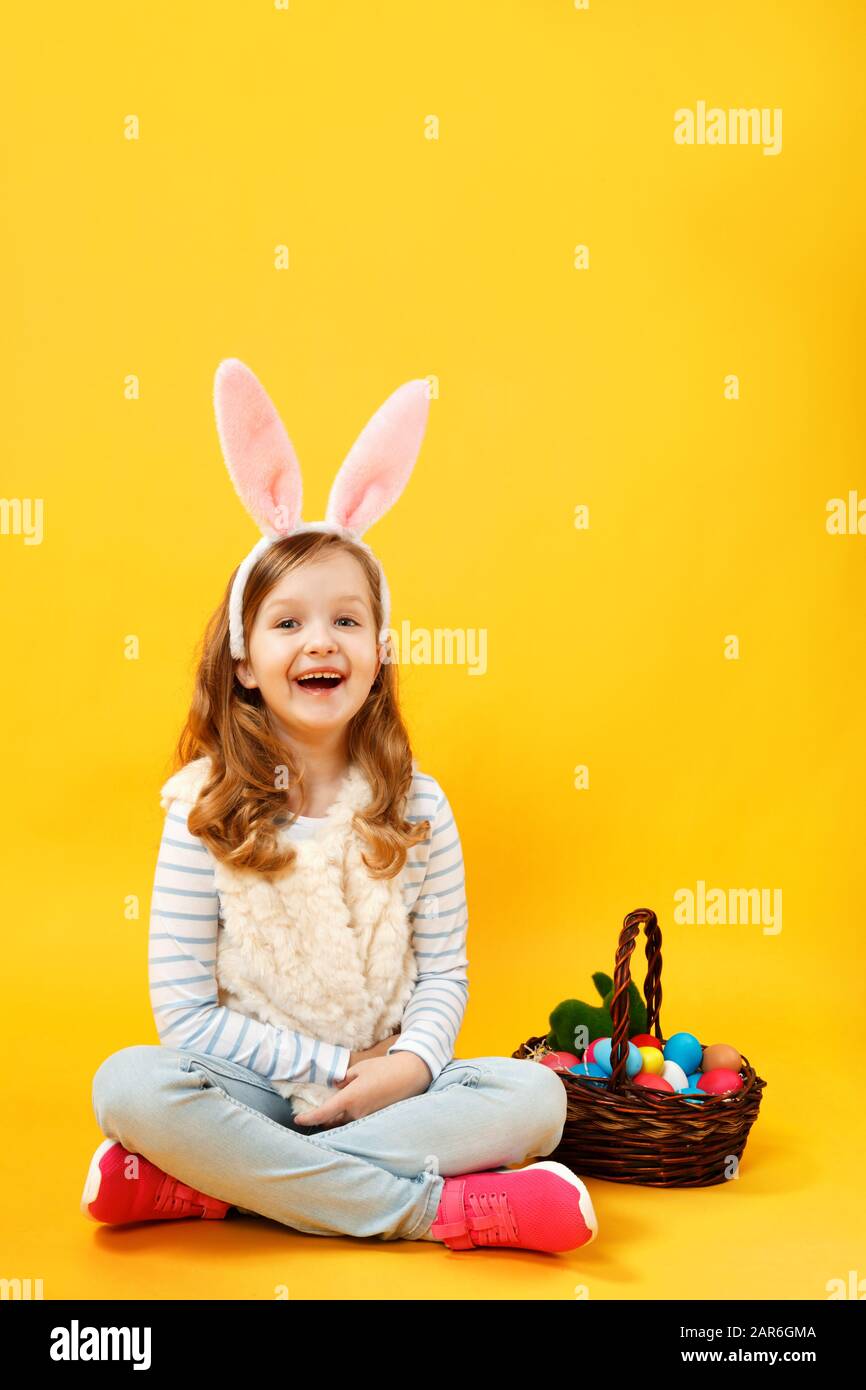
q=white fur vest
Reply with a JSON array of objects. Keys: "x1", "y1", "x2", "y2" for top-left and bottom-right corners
[{"x1": 159, "y1": 757, "x2": 417, "y2": 1110}]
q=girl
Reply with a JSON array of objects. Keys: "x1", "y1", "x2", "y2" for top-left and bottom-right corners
[{"x1": 81, "y1": 360, "x2": 598, "y2": 1253}]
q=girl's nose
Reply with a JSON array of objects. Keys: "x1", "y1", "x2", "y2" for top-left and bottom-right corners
[{"x1": 304, "y1": 623, "x2": 338, "y2": 651}]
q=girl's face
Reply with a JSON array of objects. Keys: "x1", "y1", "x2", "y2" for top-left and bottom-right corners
[{"x1": 235, "y1": 550, "x2": 382, "y2": 739}]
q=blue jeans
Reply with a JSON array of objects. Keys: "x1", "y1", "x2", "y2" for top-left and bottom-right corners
[{"x1": 90, "y1": 1045, "x2": 568, "y2": 1241}]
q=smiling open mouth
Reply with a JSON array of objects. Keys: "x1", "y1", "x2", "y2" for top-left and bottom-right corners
[{"x1": 294, "y1": 674, "x2": 344, "y2": 691}]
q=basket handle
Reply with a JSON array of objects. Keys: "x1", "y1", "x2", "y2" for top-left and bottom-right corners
[{"x1": 607, "y1": 907, "x2": 663, "y2": 1089}]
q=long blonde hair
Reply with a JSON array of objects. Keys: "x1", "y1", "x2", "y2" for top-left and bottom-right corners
[{"x1": 167, "y1": 530, "x2": 430, "y2": 879}]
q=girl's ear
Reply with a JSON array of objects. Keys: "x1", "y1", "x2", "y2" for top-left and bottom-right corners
[
  {"x1": 234, "y1": 658, "x2": 257, "y2": 690},
  {"x1": 325, "y1": 379, "x2": 430, "y2": 536},
  {"x1": 214, "y1": 358, "x2": 304, "y2": 537}
]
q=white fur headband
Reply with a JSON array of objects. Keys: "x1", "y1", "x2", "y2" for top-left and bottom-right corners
[{"x1": 212, "y1": 359, "x2": 431, "y2": 662}]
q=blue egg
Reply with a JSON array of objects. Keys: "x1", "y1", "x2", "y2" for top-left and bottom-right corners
[
  {"x1": 680, "y1": 1086, "x2": 707, "y2": 1102},
  {"x1": 592, "y1": 1037, "x2": 642, "y2": 1078},
  {"x1": 664, "y1": 1031, "x2": 703, "y2": 1075},
  {"x1": 624, "y1": 1042, "x2": 643, "y2": 1077},
  {"x1": 569, "y1": 1061, "x2": 607, "y2": 1084},
  {"x1": 590, "y1": 1038, "x2": 614, "y2": 1075},
  {"x1": 687, "y1": 1071, "x2": 702, "y2": 1087}
]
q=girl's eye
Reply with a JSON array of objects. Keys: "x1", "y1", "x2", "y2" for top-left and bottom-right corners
[{"x1": 275, "y1": 617, "x2": 359, "y2": 630}]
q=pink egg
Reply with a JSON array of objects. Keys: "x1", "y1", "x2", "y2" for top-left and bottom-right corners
[
  {"x1": 585, "y1": 1038, "x2": 604, "y2": 1064},
  {"x1": 540, "y1": 1051, "x2": 580, "y2": 1072},
  {"x1": 697, "y1": 1067, "x2": 743, "y2": 1096},
  {"x1": 632, "y1": 1073, "x2": 675, "y2": 1092}
]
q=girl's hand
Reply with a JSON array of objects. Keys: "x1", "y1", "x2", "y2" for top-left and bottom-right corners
[
  {"x1": 293, "y1": 1053, "x2": 431, "y2": 1128},
  {"x1": 293, "y1": 1035, "x2": 403, "y2": 1129},
  {"x1": 348, "y1": 1031, "x2": 401, "y2": 1068}
]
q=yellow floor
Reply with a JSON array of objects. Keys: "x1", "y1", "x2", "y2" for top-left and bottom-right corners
[{"x1": 5, "y1": 1031, "x2": 861, "y2": 1301}]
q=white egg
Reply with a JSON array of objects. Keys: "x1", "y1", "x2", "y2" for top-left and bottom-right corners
[{"x1": 662, "y1": 1060, "x2": 689, "y2": 1092}]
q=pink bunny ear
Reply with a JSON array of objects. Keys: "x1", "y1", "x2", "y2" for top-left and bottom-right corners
[
  {"x1": 325, "y1": 379, "x2": 430, "y2": 536},
  {"x1": 213, "y1": 358, "x2": 303, "y2": 537}
]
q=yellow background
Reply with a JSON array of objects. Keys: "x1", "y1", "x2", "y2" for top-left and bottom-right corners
[{"x1": 2, "y1": 0, "x2": 864, "y2": 1301}]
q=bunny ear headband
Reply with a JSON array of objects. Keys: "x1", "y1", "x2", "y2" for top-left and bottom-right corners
[{"x1": 213, "y1": 359, "x2": 431, "y2": 662}]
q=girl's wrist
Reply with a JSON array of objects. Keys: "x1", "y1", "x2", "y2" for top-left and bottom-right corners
[{"x1": 386, "y1": 1049, "x2": 432, "y2": 1088}]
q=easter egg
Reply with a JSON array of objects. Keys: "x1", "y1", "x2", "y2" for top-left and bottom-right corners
[
  {"x1": 687, "y1": 1072, "x2": 702, "y2": 1087},
  {"x1": 680, "y1": 1086, "x2": 708, "y2": 1102},
  {"x1": 663, "y1": 1031, "x2": 703, "y2": 1075},
  {"x1": 569, "y1": 1061, "x2": 607, "y2": 1083},
  {"x1": 623, "y1": 1042, "x2": 643, "y2": 1078},
  {"x1": 702, "y1": 1043, "x2": 743, "y2": 1073},
  {"x1": 698, "y1": 1067, "x2": 743, "y2": 1096},
  {"x1": 584, "y1": 1038, "x2": 601, "y2": 1065},
  {"x1": 539, "y1": 1050, "x2": 580, "y2": 1072},
  {"x1": 632, "y1": 1073, "x2": 675, "y2": 1092},
  {"x1": 661, "y1": 1060, "x2": 689, "y2": 1092},
  {"x1": 631, "y1": 1034, "x2": 664, "y2": 1051},
  {"x1": 638, "y1": 1046, "x2": 665, "y2": 1075},
  {"x1": 589, "y1": 1038, "x2": 612, "y2": 1074},
  {"x1": 592, "y1": 1038, "x2": 643, "y2": 1078}
]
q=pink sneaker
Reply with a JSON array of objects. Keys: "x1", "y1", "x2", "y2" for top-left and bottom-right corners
[
  {"x1": 428, "y1": 1160, "x2": 598, "y2": 1252},
  {"x1": 81, "y1": 1138, "x2": 231, "y2": 1225}
]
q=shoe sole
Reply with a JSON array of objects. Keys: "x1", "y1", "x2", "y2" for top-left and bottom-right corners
[
  {"x1": 526, "y1": 1160, "x2": 599, "y2": 1245},
  {"x1": 80, "y1": 1137, "x2": 118, "y2": 1221}
]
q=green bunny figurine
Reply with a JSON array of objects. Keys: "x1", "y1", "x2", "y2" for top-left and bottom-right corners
[
  {"x1": 594, "y1": 971, "x2": 648, "y2": 1036},
  {"x1": 547, "y1": 997, "x2": 612, "y2": 1054},
  {"x1": 546, "y1": 971, "x2": 648, "y2": 1054}
]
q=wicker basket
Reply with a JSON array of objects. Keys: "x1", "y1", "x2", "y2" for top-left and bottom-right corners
[{"x1": 512, "y1": 906, "x2": 767, "y2": 1187}]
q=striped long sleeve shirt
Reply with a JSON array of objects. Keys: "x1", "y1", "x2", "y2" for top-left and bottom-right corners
[{"x1": 148, "y1": 769, "x2": 469, "y2": 1087}]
